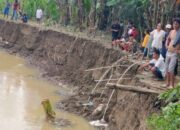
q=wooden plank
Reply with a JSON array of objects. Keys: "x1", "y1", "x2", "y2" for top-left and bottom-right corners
[{"x1": 107, "y1": 83, "x2": 161, "y2": 94}]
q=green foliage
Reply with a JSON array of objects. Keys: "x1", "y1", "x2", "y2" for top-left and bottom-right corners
[
  {"x1": 148, "y1": 102, "x2": 180, "y2": 130},
  {"x1": 106, "y1": 0, "x2": 120, "y2": 7},
  {"x1": 83, "y1": 0, "x2": 91, "y2": 14},
  {"x1": 0, "y1": 0, "x2": 60, "y2": 21},
  {"x1": 159, "y1": 85, "x2": 180, "y2": 103},
  {"x1": 22, "y1": 0, "x2": 60, "y2": 21},
  {"x1": 0, "y1": 0, "x2": 14, "y2": 13},
  {"x1": 147, "y1": 86, "x2": 180, "y2": 130},
  {"x1": 46, "y1": 0, "x2": 60, "y2": 21},
  {"x1": 0, "y1": 0, "x2": 178, "y2": 33}
]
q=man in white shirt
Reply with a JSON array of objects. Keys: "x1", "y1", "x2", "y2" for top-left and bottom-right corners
[
  {"x1": 139, "y1": 49, "x2": 166, "y2": 80},
  {"x1": 36, "y1": 8, "x2": 43, "y2": 23}
]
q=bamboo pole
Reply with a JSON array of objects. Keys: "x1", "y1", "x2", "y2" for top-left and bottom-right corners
[
  {"x1": 100, "y1": 69, "x2": 113, "y2": 98},
  {"x1": 107, "y1": 83, "x2": 161, "y2": 94},
  {"x1": 117, "y1": 62, "x2": 140, "y2": 84},
  {"x1": 85, "y1": 64, "x2": 128, "y2": 72},
  {"x1": 95, "y1": 78, "x2": 131, "y2": 82}
]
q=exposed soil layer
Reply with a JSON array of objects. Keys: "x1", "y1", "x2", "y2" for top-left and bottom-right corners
[{"x1": 0, "y1": 19, "x2": 159, "y2": 130}]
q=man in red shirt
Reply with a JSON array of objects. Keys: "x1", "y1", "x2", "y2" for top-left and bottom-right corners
[{"x1": 11, "y1": 0, "x2": 19, "y2": 20}]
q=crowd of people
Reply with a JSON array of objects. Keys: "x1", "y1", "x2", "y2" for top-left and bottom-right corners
[
  {"x1": 2, "y1": 1, "x2": 180, "y2": 89},
  {"x1": 111, "y1": 18, "x2": 180, "y2": 89},
  {"x1": 111, "y1": 19, "x2": 138, "y2": 53},
  {"x1": 3, "y1": 0, "x2": 43, "y2": 24}
]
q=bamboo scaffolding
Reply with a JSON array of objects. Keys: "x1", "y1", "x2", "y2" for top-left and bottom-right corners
[
  {"x1": 88, "y1": 56, "x2": 128, "y2": 101},
  {"x1": 85, "y1": 65, "x2": 129, "y2": 72}
]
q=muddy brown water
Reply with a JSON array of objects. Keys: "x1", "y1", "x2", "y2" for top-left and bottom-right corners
[{"x1": 0, "y1": 51, "x2": 95, "y2": 130}]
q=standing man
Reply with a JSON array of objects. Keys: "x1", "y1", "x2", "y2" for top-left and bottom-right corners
[
  {"x1": 165, "y1": 18, "x2": 180, "y2": 88},
  {"x1": 162, "y1": 24, "x2": 172, "y2": 58},
  {"x1": 36, "y1": 8, "x2": 43, "y2": 24},
  {"x1": 11, "y1": 0, "x2": 19, "y2": 20},
  {"x1": 111, "y1": 18, "x2": 121, "y2": 48},
  {"x1": 3, "y1": 0, "x2": 11, "y2": 18}
]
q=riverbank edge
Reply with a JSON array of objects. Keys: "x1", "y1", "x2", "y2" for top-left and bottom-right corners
[{"x1": 0, "y1": 19, "x2": 158, "y2": 130}]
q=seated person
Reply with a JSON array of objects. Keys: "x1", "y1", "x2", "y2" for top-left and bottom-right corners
[
  {"x1": 115, "y1": 37, "x2": 125, "y2": 49},
  {"x1": 118, "y1": 35, "x2": 137, "y2": 53},
  {"x1": 21, "y1": 13, "x2": 28, "y2": 23},
  {"x1": 139, "y1": 49, "x2": 166, "y2": 80}
]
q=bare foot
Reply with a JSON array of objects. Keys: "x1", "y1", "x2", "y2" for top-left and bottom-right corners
[{"x1": 161, "y1": 84, "x2": 169, "y2": 87}]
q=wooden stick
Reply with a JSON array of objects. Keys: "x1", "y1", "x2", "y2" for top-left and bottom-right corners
[
  {"x1": 95, "y1": 78, "x2": 131, "y2": 82},
  {"x1": 89, "y1": 57, "x2": 127, "y2": 101},
  {"x1": 85, "y1": 65, "x2": 129, "y2": 72},
  {"x1": 107, "y1": 83, "x2": 161, "y2": 94},
  {"x1": 100, "y1": 71, "x2": 113, "y2": 98}
]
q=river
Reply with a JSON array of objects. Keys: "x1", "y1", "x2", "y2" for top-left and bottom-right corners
[{"x1": 0, "y1": 51, "x2": 95, "y2": 130}]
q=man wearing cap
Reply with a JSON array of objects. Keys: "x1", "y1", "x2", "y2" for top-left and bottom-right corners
[{"x1": 162, "y1": 24, "x2": 172, "y2": 58}]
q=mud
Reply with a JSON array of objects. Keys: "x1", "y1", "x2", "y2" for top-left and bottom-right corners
[{"x1": 0, "y1": 19, "x2": 159, "y2": 130}]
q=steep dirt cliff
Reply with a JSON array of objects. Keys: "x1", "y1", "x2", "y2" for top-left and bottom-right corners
[{"x1": 0, "y1": 19, "x2": 158, "y2": 130}]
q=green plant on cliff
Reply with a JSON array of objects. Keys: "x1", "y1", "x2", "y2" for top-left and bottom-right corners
[
  {"x1": 147, "y1": 85, "x2": 180, "y2": 130},
  {"x1": 159, "y1": 85, "x2": 180, "y2": 103}
]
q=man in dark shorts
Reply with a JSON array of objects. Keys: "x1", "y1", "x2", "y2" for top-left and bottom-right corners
[{"x1": 111, "y1": 19, "x2": 121, "y2": 48}]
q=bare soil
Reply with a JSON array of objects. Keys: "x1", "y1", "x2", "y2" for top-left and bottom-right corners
[{"x1": 0, "y1": 19, "x2": 160, "y2": 130}]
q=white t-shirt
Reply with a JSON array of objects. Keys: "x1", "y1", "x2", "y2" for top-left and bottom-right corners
[
  {"x1": 149, "y1": 55, "x2": 166, "y2": 77},
  {"x1": 36, "y1": 9, "x2": 43, "y2": 19},
  {"x1": 151, "y1": 29, "x2": 165, "y2": 49},
  {"x1": 128, "y1": 29, "x2": 133, "y2": 35},
  {"x1": 149, "y1": 59, "x2": 157, "y2": 65}
]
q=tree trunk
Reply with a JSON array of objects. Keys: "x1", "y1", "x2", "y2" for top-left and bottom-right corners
[{"x1": 77, "y1": 0, "x2": 83, "y2": 31}]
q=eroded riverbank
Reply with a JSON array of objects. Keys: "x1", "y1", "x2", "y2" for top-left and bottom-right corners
[{"x1": 0, "y1": 19, "x2": 159, "y2": 130}]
